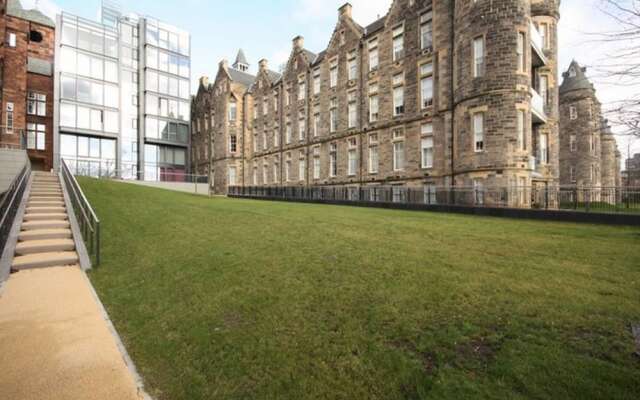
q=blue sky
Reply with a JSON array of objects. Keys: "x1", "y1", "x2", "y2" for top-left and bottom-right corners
[{"x1": 22, "y1": 0, "x2": 640, "y2": 160}]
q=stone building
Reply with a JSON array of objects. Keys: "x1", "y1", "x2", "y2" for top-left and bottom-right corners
[
  {"x1": 625, "y1": 153, "x2": 640, "y2": 187},
  {"x1": 0, "y1": 0, "x2": 55, "y2": 171},
  {"x1": 193, "y1": 0, "x2": 561, "y2": 203},
  {"x1": 559, "y1": 60, "x2": 621, "y2": 187}
]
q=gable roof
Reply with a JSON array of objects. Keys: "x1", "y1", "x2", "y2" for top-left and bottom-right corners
[
  {"x1": 228, "y1": 67, "x2": 256, "y2": 88},
  {"x1": 364, "y1": 16, "x2": 385, "y2": 36},
  {"x1": 6, "y1": 0, "x2": 55, "y2": 28},
  {"x1": 560, "y1": 60, "x2": 595, "y2": 95}
]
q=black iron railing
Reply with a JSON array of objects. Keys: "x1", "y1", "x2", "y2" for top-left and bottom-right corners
[
  {"x1": 228, "y1": 185, "x2": 640, "y2": 215},
  {"x1": 60, "y1": 158, "x2": 101, "y2": 266},
  {"x1": 0, "y1": 163, "x2": 30, "y2": 255}
]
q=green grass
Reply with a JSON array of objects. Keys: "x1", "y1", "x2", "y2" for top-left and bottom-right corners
[{"x1": 79, "y1": 178, "x2": 640, "y2": 400}]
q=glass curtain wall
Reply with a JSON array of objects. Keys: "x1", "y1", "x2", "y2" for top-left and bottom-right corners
[
  {"x1": 58, "y1": 14, "x2": 119, "y2": 177},
  {"x1": 143, "y1": 18, "x2": 190, "y2": 181}
]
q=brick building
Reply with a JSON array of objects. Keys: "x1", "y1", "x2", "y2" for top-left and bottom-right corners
[
  {"x1": 193, "y1": 0, "x2": 561, "y2": 202},
  {"x1": 559, "y1": 60, "x2": 621, "y2": 187},
  {"x1": 0, "y1": 0, "x2": 55, "y2": 171}
]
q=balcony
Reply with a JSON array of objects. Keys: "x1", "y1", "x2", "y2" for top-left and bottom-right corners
[
  {"x1": 530, "y1": 88, "x2": 547, "y2": 124},
  {"x1": 530, "y1": 22, "x2": 547, "y2": 67}
]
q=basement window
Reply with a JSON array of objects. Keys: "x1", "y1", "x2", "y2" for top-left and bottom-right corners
[{"x1": 30, "y1": 30, "x2": 43, "y2": 43}]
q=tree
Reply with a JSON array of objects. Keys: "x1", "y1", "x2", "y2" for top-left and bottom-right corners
[{"x1": 595, "y1": 0, "x2": 640, "y2": 137}]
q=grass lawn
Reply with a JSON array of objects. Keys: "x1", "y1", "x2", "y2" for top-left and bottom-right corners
[{"x1": 79, "y1": 178, "x2": 640, "y2": 400}]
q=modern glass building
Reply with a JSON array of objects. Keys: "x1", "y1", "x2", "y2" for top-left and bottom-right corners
[{"x1": 53, "y1": 1, "x2": 191, "y2": 181}]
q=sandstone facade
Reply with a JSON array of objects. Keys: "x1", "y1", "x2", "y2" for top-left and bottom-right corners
[
  {"x1": 193, "y1": 0, "x2": 561, "y2": 200},
  {"x1": 559, "y1": 60, "x2": 622, "y2": 187}
]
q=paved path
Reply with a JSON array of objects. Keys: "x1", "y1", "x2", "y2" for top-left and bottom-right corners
[
  {"x1": 0, "y1": 267, "x2": 143, "y2": 400},
  {"x1": 121, "y1": 180, "x2": 210, "y2": 196}
]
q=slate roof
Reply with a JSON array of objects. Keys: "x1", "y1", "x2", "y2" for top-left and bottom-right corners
[
  {"x1": 560, "y1": 60, "x2": 595, "y2": 94},
  {"x1": 302, "y1": 49, "x2": 318, "y2": 64},
  {"x1": 364, "y1": 16, "x2": 385, "y2": 36},
  {"x1": 266, "y1": 69, "x2": 281, "y2": 82},
  {"x1": 311, "y1": 50, "x2": 326, "y2": 67},
  {"x1": 228, "y1": 67, "x2": 256, "y2": 88},
  {"x1": 6, "y1": 0, "x2": 55, "y2": 28}
]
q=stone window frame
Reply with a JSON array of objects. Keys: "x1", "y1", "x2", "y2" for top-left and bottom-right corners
[
  {"x1": 420, "y1": 9, "x2": 434, "y2": 51},
  {"x1": 298, "y1": 74, "x2": 307, "y2": 101},
  {"x1": 347, "y1": 90, "x2": 358, "y2": 129},
  {"x1": 329, "y1": 141, "x2": 338, "y2": 177},
  {"x1": 570, "y1": 135, "x2": 577, "y2": 152},
  {"x1": 347, "y1": 137, "x2": 358, "y2": 176},
  {"x1": 329, "y1": 56, "x2": 339, "y2": 88},
  {"x1": 417, "y1": 56, "x2": 435, "y2": 110},
  {"x1": 391, "y1": 22, "x2": 405, "y2": 62},
  {"x1": 472, "y1": 34, "x2": 486, "y2": 79},
  {"x1": 368, "y1": 79, "x2": 380, "y2": 123},
  {"x1": 515, "y1": 102, "x2": 529, "y2": 152},
  {"x1": 299, "y1": 150, "x2": 306, "y2": 182},
  {"x1": 312, "y1": 145, "x2": 321, "y2": 180},
  {"x1": 569, "y1": 105, "x2": 578, "y2": 120},
  {"x1": 368, "y1": 36, "x2": 379, "y2": 72},
  {"x1": 392, "y1": 127, "x2": 406, "y2": 172},
  {"x1": 469, "y1": 105, "x2": 488, "y2": 153},
  {"x1": 420, "y1": 122, "x2": 434, "y2": 169},
  {"x1": 347, "y1": 49, "x2": 358, "y2": 81},
  {"x1": 516, "y1": 29, "x2": 527, "y2": 74}
]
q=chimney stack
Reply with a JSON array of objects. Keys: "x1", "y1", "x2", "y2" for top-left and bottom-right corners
[
  {"x1": 199, "y1": 76, "x2": 210, "y2": 87},
  {"x1": 339, "y1": 3, "x2": 352, "y2": 19},
  {"x1": 293, "y1": 35, "x2": 304, "y2": 49},
  {"x1": 259, "y1": 59, "x2": 268, "y2": 71}
]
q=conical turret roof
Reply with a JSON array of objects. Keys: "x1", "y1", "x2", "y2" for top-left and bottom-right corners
[{"x1": 560, "y1": 60, "x2": 595, "y2": 94}]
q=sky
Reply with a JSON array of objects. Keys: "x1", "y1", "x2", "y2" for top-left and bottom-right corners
[{"x1": 21, "y1": 0, "x2": 640, "y2": 164}]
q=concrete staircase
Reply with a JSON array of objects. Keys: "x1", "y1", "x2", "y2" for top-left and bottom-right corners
[{"x1": 11, "y1": 172, "x2": 79, "y2": 271}]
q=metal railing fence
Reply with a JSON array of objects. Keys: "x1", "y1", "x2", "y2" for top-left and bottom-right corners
[
  {"x1": 229, "y1": 185, "x2": 640, "y2": 215},
  {"x1": 0, "y1": 163, "x2": 30, "y2": 255},
  {"x1": 60, "y1": 158, "x2": 101, "y2": 266}
]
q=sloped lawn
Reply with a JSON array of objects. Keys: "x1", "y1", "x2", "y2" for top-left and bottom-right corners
[{"x1": 79, "y1": 178, "x2": 640, "y2": 400}]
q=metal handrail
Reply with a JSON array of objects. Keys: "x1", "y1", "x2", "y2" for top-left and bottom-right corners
[
  {"x1": 60, "y1": 158, "x2": 101, "y2": 266},
  {"x1": 0, "y1": 163, "x2": 30, "y2": 255}
]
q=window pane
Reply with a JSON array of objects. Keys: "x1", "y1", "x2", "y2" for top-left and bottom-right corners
[
  {"x1": 101, "y1": 139, "x2": 116, "y2": 160},
  {"x1": 89, "y1": 137, "x2": 101, "y2": 158},
  {"x1": 91, "y1": 82, "x2": 103, "y2": 105},
  {"x1": 61, "y1": 76, "x2": 76, "y2": 100},
  {"x1": 60, "y1": 103, "x2": 76, "y2": 127},
  {"x1": 77, "y1": 79, "x2": 91, "y2": 103},
  {"x1": 77, "y1": 106, "x2": 90, "y2": 129},
  {"x1": 78, "y1": 136, "x2": 89, "y2": 156},
  {"x1": 105, "y1": 61, "x2": 118, "y2": 82},
  {"x1": 105, "y1": 110, "x2": 119, "y2": 133},
  {"x1": 91, "y1": 109, "x2": 103, "y2": 131},
  {"x1": 61, "y1": 134, "x2": 77, "y2": 156},
  {"x1": 60, "y1": 47, "x2": 77, "y2": 73}
]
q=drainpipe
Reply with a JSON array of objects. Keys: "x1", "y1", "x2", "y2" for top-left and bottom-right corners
[{"x1": 450, "y1": 0, "x2": 456, "y2": 191}]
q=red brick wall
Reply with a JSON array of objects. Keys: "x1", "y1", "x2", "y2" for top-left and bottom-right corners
[{"x1": 0, "y1": 11, "x2": 54, "y2": 170}]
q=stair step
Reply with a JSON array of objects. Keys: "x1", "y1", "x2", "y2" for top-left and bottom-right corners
[
  {"x1": 19, "y1": 229, "x2": 73, "y2": 241},
  {"x1": 30, "y1": 191, "x2": 62, "y2": 195},
  {"x1": 32, "y1": 186, "x2": 61, "y2": 191},
  {"x1": 12, "y1": 251, "x2": 79, "y2": 270},
  {"x1": 23, "y1": 213, "x2": 68, "y2": 222},
  {"x1": 25, "y1": 206, "x2": 66, "y2": 214},
  {"x1": 15, "y1": 239, "x2": 75, "y2": 255},
  {"x1": 29, "y1": 195, "x2": 64, "y2": 201},
  {"x1": 21, "y1": 220, "x2": 70, "y2": 230},
  {"x1": 28, "y1": 201, "x2": 65, "y2": 208}
]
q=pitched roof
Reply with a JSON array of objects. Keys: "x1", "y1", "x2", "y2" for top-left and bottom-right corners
[
  {"x1": 228, "y1": 67, "x2": 256, "y2": 88},
  {"x1": 266, "y1": 69, "x2": 282, "y2": 82},
  {"x1": 6, "y1": 0, "x2": 55, "y2": 28},
  {"x1": 311, "y1": 50, "x2": 326, "y2": 67},
  {"x1": 560, "y1": 60, "x2": 595, "y2": 94},
  {"x1": 234, "y1": 49, "x2": 249, "y2": 67},
  {"x1": 364, "y1": 16, "x2": 385, "y2": 36},
  {"x1": 302, "y1": 49, "x2": 318, "y2": 64}
]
